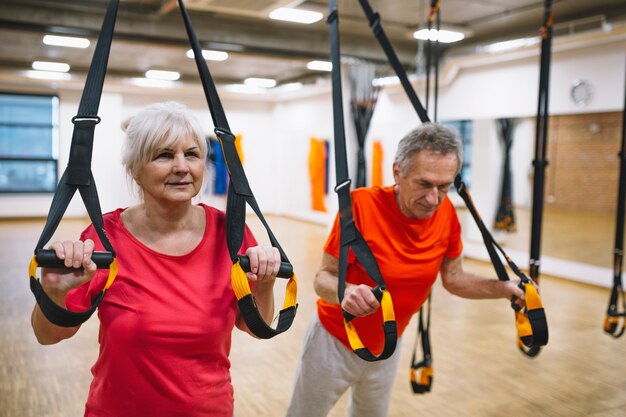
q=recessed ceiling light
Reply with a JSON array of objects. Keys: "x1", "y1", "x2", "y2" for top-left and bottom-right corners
[
  {"x1": 372, "y1": 76, "x2": 399, "y2": 87},
  {"x1": 32, "y1": 61, "x2": 70, "y2": 72},
  {"x1": 224, "y1": 84, "x2": 268, "y2": 95},
  {"x1": 306, "y1": 60, "x2": 332, "y2": 72},
  {"x1": 244, "y1": 77, "x2": 277, "y2": 88},
  {"x1": 130, "y1": 78, "x2": 176, "y2": 88},
  {"x1": 269, "y1": 7, "x2": 323, "y2": 24},
  {"x1": 43, "y1": 34, "x2": 90, "y2": 48},
  {"x1": 412, "y1": 29, "x2": 465, "y2": 43},
  {"x1": 185, "y1": 49, "x2": 229, "y2": 61},
  {"x1": 24, "y1": 70, "x2": 71, "y2": 80},
  {"x1": 478, "y1": 37, "x2": 540, "y2": 53},
  {"x1": 145, "y1": 70, "x2": 180, "y2": 81},
  {"x1": 277, "y1": 82, "x2": 303, "y2": 92}
]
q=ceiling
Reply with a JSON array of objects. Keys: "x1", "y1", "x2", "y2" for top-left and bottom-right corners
[{"x1": 0, "y1": 0, "x2": 624, "y2": 89}]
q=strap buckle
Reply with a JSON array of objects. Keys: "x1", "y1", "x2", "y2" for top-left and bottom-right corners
[
  {"x1": 214, "y1": 127, "x2": 236, "y2": 142},
  {"x1": 334, "y1": 179, "x2": 352, "y2": 193},
  {"x1": 72, "y1": 115, "x2": 101, "y2": 124}
]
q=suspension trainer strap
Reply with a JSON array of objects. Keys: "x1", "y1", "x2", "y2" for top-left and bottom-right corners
[
  {"x1": 29, "y1": 0, "x2": 119, "y2": 328},
  {"x1": 604, "y1": 55, "x2": 626, "y2": 338},
  {"x1": 409, "y1": 0, "x2": 440, "y2": 392},
  {"x1": 529, "y1": 0, "x2": 553, "y2": 284},
  {"x1": 357, "y1": 0, "x2": 548, "y2": 357},
  {"x1": 410, "y1": 294, "x2": 433, "y2": 394},
  {"x1": 425, "y1": 0, "x2": 441, "y2": 122},
  {"x1": 178, "y1": 0, "x2": 297, "y2": 339},
  {"x1": 327, "y1": 0, "x2": 397, "y2": 362}
]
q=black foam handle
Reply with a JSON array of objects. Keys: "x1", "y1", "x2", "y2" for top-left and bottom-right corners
[
  {"x1": 35, "y1": 249, "x2": 114, "y2": 269},
  {"x1": 343, "y1": 285, "x2": 384, "y2": 322},
  {"x1": 236, "y1": 254, "x2": 293, "y2": 279}
]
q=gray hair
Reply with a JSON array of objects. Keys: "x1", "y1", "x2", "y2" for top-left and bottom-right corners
[
  {"x1": 394, "y1": 122, "x2": 463, "y2": 176},
  {"x1": 121, "y1": 101, "x2": 208, "y2": 179}
]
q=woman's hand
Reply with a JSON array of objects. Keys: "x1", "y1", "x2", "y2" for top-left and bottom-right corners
[
  {"x1": 41, "y1": 239, "x2": 98, "y2": 305},
  {"x1": 244, "y1": 246, "x2": 280, "y2": 282}
]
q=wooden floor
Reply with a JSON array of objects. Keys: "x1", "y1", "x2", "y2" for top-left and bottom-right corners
[{"x1": 1, "y1": 215, "x2": 625, "y2": 417}]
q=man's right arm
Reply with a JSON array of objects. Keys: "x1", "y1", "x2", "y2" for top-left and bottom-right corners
[{"x1": 314, "y1": 251, "x2": 380, "y2": 317}]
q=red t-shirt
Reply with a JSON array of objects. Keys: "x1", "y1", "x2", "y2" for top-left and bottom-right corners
[
  {"x1": 317, "y1": 186, "x2": 463, "y2": 355},
  {"x1": 66, "y1": 204, "x2": 257, "y2": 417}
]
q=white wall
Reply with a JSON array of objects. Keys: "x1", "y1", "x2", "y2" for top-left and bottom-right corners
[{"x1": 0, "y1": 31, "x2": 623, "y2": 229}]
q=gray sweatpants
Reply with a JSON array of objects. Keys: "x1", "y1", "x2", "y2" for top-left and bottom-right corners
[{"x1": 284, "y1": 311, "x2": 402, "y2": 417}]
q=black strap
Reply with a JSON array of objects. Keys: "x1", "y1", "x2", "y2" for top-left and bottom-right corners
[
  {"x1": 425, "y1": 0, "x2": 440, "y2": 122},
  {"x1": 356, "y1": 0, "x2": 548, "y2": 357},
  {"x1": 328, "y1": 0, "x2": 397, "y2": 362},
  {"x1": 30, "y1": 0, "x2": 119, "y2": 327},
  {"x1": 529, "y1": 0, "x2": 553, "y2": 283},
  {"x1": 409, "y1": 2, "x2": 439, "y2": 392},
  {"x1": 604, "y1": 54, "x2": 626, "y2": 338},
  {"x1": 178, "y1": 0, "x2": 297, "y2": 340}
]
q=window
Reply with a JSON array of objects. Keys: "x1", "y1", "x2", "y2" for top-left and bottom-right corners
[
  {"x1": 0, "y1": 93, "x2": 59, "y2": 193},
  {"x1": 442, "y1": 119, "x2": 472, "y2": 189}
]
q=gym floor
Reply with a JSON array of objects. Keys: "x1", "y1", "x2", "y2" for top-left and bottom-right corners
[{"x1": 1, "y1": 213, "x2": 625, "y2": 417}]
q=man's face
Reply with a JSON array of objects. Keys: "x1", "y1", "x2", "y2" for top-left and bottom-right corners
[{"x1": 393, "y1": 150, "x2": 459, "y2": 219}]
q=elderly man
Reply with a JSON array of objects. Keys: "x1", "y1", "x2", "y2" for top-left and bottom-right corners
[{"x1": 285, "y1": 123, "x2": 525, "y2": 417}]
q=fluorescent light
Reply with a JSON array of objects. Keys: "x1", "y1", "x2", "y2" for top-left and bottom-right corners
[
  {"x1": 32, "y1": 61, "x2": 70, "y2": 72},
  {"x1": 373, "y1": 76, "x2": 398, "y2": 87},
  {"x1": 224, "y1": 84, "x2": 268, "y2": 95},
  {"x1": 276, "y1": 82, "x2": 303, "y2": 92},
  {"x1": 186, "y1": 49, "x2": 229, "y2": 61},
  {"x1": 244, "y1": 77, "x2": 277, "y2": 88},
  {"x1": 307, "y1": 60, "x2": 332, "y2": 72},
  {"x1": 43, "y1": 34, "x2": 90, "y2": 48},
  {"x1": 130, "y1": 78, "x2": 176, "y2": 88},
  {"x1": 145, "y1": 69, "x2": 180, "y2": 81},
  {"x1": 269, "y1": 7, "x2": 323, "y2": 24},
  {"x1": 24, "y1": 70, "x2": 71, "y2": 81},
  {"x1": 413, "y1": 28, "x2": 465, "y2": 43},
  {"x1": 478, "y1": 37, "x2": 540, "y2": 53}
]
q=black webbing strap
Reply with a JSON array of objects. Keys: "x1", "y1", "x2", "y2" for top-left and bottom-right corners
[
  {"x1": 29, "y1": 0, "x2": 119, "y2": 328},
  {"x1": 356, "y1": 0, "x2": 548, "y2": 357},
  {"x1": 529, "y1": 0, "x2": 553, "y2": 284},
  {"x1": 327, "y1": 0, "x2": 397, "y2": 362},
  {"x1": 425, "y1": 0, "x2": 441, "y2": 122},
  {"x1": 410, "y1": 294, "x2": 433, "y2": 394},
  {"x1": 456, "y1": 180, "x2": 548, "y2": 357},
  {"x1": 178, "y1": 0, "x2": 297, "y2": 339},
  {"x1": 604, "y1": 56, "x2": 626, "y2": 338},
  {"x1": 409, "y1": 0, "x2": 440, "y2": 392}
]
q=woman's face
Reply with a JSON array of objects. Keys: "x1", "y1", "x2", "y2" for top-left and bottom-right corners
[{"x1": 135, "y1": 134, "x2": 205, "y2": 206}]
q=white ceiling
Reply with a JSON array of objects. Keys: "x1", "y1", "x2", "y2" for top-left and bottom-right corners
[{"x1": 0, "y1": 0, "x2": 624, "y2": 87}]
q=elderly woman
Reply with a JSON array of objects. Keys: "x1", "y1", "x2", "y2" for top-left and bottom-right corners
[{"x1": 31, "y1": 101, "x2": 279, "y2": 417}]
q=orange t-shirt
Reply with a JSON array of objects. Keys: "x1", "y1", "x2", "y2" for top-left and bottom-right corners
[{"x1": 317, "y1": 185, "x2": 463, "y2": 354}]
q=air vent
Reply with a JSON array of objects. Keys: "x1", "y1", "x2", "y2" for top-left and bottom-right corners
[
  {"x1": 553, "y1": 15, "x2": 611, "y2": 37},
  {"x1": 185, "y1": 0, "x2": 295, "y2": 17}
]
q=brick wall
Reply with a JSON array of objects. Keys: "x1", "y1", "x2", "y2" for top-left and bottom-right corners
[{"x1": 544, "y1": 111, "x2": 623, "y2": 212}]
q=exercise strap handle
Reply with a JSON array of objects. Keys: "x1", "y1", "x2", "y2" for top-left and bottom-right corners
[
  {"x1": 29, "y1": 0, "x2": 120, "y2": 328},
  {"x1": 455, "y1": 178, "x2": 548, "y2": 357},
  {"x1": 604, "y1": 56, "x2": 626, "y2": 338},
  {"x1": 327, "y1": 0, "x2": 397, "y2": 362},
  {"x1": 410, "y1": 294, "x2": 433, "y2": 394},
  {"x1": 357, "y1": 0, "x2": 548, "y2": 357},
  {"x1": 178, "y1": 0, "x2": 297, "y2": 339}
]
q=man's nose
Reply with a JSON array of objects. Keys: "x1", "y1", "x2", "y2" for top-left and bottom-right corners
[{"x1": 424, "y1": 186, "x2": 439, "y2": 205}]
